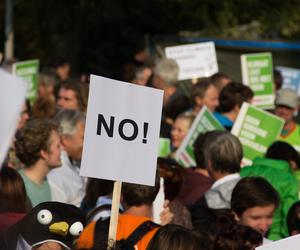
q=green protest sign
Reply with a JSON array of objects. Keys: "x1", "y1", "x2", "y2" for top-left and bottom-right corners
[
  {"x1": 241, "y1": 53, "x2": 274, "y2": 109},
  {"x1": 12, "y1": 59, "x2": 39, "y2": 103},
  {"x1": 158, "y1": 138, "x2": 171, "y2": 157},
  {"x1": 231, "y1": 103, "x2": 284, "y2": 165},
  {"x1": 175, "y1": 106, "x2": 224, "y2": 167}
]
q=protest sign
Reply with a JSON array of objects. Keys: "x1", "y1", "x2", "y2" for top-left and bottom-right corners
[
  {"x1": 231, "y1": 103, "x2": 284, "y2": 165},
  {"x1": 165, "y1": 42, "x2": 218, "y2": 80},
  {"x1": 80, "y1": 75, "x2": 163, "y2": 186},
  {"x1": 276, "y1": 66, "x2": 300, "y2": 94},
  {"x1": 0, "y1": 69, "x2": 27, "y2": 168},
  {"x1": 158, "y1": 138, "x2": 171, "y2": 157},
  {"x1": 175, "y1": 106, "x2": 224, "y2": 167},
  {"x1": 241, "y1": 53, "x2": 274, "y2": 109},
  {"x1": 256, "y1": 234, "x2": 300, "y2": 250},
  {"x1": 12, "y1": 59, "x2": 39, "y2": 102}
]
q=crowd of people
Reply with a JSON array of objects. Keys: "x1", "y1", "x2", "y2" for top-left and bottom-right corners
[{"x1": 1, "y1": 51, "x2": 300, "y2": 250}]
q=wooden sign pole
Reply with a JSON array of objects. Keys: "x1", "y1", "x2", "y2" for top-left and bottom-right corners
[{"x1": 108, "y1": 181, "x2": 122, "y2": 248}]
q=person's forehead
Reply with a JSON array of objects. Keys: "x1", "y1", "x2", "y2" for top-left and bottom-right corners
[
  {"x1": 244, "y1": 205, "x2": 275, "y2": 215},
  {"x1": 59, "y1": 88, "x2": 77, "y2": 98}
]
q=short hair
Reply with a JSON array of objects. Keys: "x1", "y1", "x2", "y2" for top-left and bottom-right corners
[
  {"x1": 0, "y1": 167, "x2": 28, "y2": 213},
  {"x1": 231, "y1": 177, "x2": 279, "y2": 217},
  {"x1": 15, "y1": 119, "x2": 59, "y2": 167},
  {"x1": 266, "y1": 141, "x2": 300, "y2": 170},
  {"x1": 154, "y1": 58, "x2": 179, "y2": 86},
  {"x1": 190, "y1": 78, "x2": 215, "y2": 106},
  {"x1": 175, "y1": 112, "x2": 195, "y2": 128},
  {"x1": 210, "y1": 72, "x2": 231, "y2": 90},
  {"x1": 122, "y1": 173, "x2": 160, "y2": 207},
  {"x1": 217, "y1": 82, "x2": 254, "y2": 113},
  {"x1": 147, "y1": 224, "x2": 201, "y2": 250},
  {"x1": 193, "y1": 131, "x2": 220, "y2": 169},
  {"x1": 287, "y1": 201, "x2": 300, "y2": 235},
  {"x1": 204, "y1": 131, "x2": 242, "y2": 174},
  {"x1": 59, "y1": 79, "x2": 89, "y2": 112},
  {"x1": 55, "y1": 109, "x2": 85, "y2": 136},
  {"x1": 212, "y1": 224, "x2": 262, "y2": 250}
]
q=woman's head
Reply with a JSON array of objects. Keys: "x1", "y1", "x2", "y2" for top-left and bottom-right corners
[
  {"x1": 171, "y1": 113, "x2": 195, "y2": 150},
  {"x1": 0, "y1": 167, "x2": 28, "y2": 213},
  {"x1": 231, "y1": 177, "x2": 279, "y2": 235}
]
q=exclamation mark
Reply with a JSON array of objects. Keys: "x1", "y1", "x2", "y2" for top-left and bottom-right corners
[{"x1": 142, "y1": 122, "x2": 149, "y2": 144}]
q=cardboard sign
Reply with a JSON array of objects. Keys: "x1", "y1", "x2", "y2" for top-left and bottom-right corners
[
  {"x1": 276, "y1": 66, "x2": 300, "y2": 94},
  {"x1": 165, "y1": 42, "x2": 218, "y2": 80},
  {"x1": 175, "y1": 107, "x2": 224, "y2": 167},
  {"x1": 241, "y1": 53, "x2": 274, "y2": 109},
  {"x1": 158, "y1": 138, "x2": 171, "y2": 157},
  {"x1": 0, "y1": 69, "x2": 27, "y2": 168},
  {"x1": 80, "y1": 75, "x2": 163, "y2": 186},
  {"x1": 256, "y1": 234, "x2": 300, "y2": 250},
  {"x1": 231, "y1": 103, "x2": 284, "y2": 165},
  {"x1": 12, "y1": 59, "x2": 39, "y2": 102}
]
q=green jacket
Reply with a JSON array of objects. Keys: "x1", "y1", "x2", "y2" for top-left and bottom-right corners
[{"x1": 240, "y1": 157, "x2": 299, "y2": 240}]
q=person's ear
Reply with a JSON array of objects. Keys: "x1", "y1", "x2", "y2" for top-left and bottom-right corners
[
  {"x1": 40, "y1": 149, "x2": 48, "y2": 161},
  {"x1": 195, "y1": 96, "x2": 203, "y2": 107},
  {"x1": 232, "y1": 211, "x2": 240, "y2": 222}
]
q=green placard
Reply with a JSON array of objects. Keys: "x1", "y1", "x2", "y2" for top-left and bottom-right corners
[
  {"x1": 241, "y1": 52, "x2": 274, "y2": 109},
  {"x1": 12, "y1": 59, "x2": 39, "y2": 103},
  {"x1": 231, "y1": 103, "x2": 284, "y2": 165},
  {"x1": 175, "y1": 107, "x2": 225, "y2": 167},
  {"x1": 158, "y1": 138, "x2": 171, "y2": 157}
]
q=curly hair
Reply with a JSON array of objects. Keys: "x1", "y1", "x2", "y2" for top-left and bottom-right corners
[{"x1": 15, "y1": 119, "x2": 59, "y2": 167}]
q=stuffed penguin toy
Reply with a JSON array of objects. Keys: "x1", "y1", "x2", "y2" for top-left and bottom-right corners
[{"x1": 2, "y1": 202, "x2": 85, "y2": 250}]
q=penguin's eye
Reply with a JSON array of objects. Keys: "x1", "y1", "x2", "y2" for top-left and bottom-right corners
[
  {"x1": 37, "y1": 209, "x2": 53, "y2": 225},
  {"x1": 69, "y1": 221, "x2": 84, "y2": 236}
]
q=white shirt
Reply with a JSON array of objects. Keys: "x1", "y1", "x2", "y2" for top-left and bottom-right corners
[
  {"x1": 211, "y1": 173, "x2": 240, "y2": 189},
  {"x1": 47, "y1": 150, "x2": 86, "y2": 207}
]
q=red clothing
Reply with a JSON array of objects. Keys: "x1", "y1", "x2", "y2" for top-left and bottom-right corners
[
  {"x1": 0, "y1": 213, "x2": 25, "y2": 233},
  {"x1": 177, "y1": 168, "x2": 213, "y2": 206}
]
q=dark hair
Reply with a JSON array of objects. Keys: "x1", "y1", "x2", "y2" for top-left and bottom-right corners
[
  {"x1": 212, "y1": 224, "x2": 262, "y2": 250},
  {"x1": 204, "y1": 131, "x2": 242, "y2": 174},
  {"x1": 0, "y1": 167, "x2": 28, "y2": 213},
  {"x1": 273, "y1": 69, "x2": 283, "y2": 90},
  {"x1": 217, "y1": 82, "x2": 253, "y2": 113},
  {"x1": 147, "y1": 224, "x2": 201, "y2": 250},
  {"x1": 15, "y1": 119, "x2": 59, "y2": 167},
  {"x1": 287, "y1": 201, "x2": 300, "y2": 235},
  {"x1": 190, "y1": 78, "x2": 214, "y2": 106},
  {"x1": 231, "y1": 177, "x2": 279, "y2": 217},
  {"x1": 193, "y1": 131, "x2": 221, "y2": 169},
  {"x1": 83, "y1": 178, "x2": 114, "y2": 209},
  {"x1": 59, "y1": 79, "x2": 89, "y2": 112},
  {"x1": 157, "y1": 158, "x2": 184, "y2": 200},
  {"x1": 49, "y1": 56, "x2": 69, "y2": 68},
  {"x1": 122, "y1": 173, "x2": 160, "y2": 207},
  {"x1": 266, "y1": 141, "x2": 300, "y2": 170}
]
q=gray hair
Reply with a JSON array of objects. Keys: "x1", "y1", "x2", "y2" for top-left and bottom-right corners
[
  {"x1": 154, "y1": 58, "x2": 179, "y2": 86},
  {"x1": 204, "y1": 131, "x2": 242, "y2": 174},
  {"x1": 55, "y1": 109, "x2": 85, "y2": 136},
  {"x1": 39, "y1": 67, "x2": 59, "y2": 86}
]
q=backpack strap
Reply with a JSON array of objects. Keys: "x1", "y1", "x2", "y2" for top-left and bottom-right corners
[
  {"x1": 86, "y1": 204, "x2": 114, "y2": 224},
  {"x1": 117, "y1": 220, "x2": 160, "y2": 249}
]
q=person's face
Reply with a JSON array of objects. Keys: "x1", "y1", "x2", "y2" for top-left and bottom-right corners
[
  {"x1": 57, "y1": 64, "x2": 70, "y2": 81},
  {"x1": 236, "y1": 204, "x2": 276, "y2": 235},
  {"x1": 17, "y1": 104, "x2": 30, "y2": 129},
  {"x1": 202, "y1": 85, "x2": 219, "y2": 112},
  {"x1": 274, "y1": 105, "x2": 295, "y2": 123},
  {"x1": 57, "y1": 88, "x2": 79, "y2": 111},
  {"x1": 171, "y1": 118, "x2": 190, "y2": 149},
  {"x1": 61, "y1": 122, "x2": 85, "y2": 161},
  {"x1": 43, "y1": 131, "x2": 62, "y2": 169}
]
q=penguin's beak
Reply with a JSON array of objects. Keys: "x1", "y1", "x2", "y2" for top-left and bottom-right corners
[{"x1": 49, "y1": 221, "x2": 69, "y2": 237}]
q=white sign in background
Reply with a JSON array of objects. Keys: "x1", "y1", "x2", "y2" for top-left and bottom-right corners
[
  {"x1": 165, "y1": 42, "x2": 218, "y2": 81},
  {"x1": 0, "y1": 69, "x2": 27, "y2": 167},
  {"x1": 80, "y1": 75, "x2": 164, "y2": 186},
  {"x1": 256, "y1": 234, "x2": 300, "y2": 250}
]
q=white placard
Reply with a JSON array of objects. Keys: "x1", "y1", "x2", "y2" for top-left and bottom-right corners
[
  {"x1": 165, "y1": 42, "x2": 218, "y2": 80},
  {"x1": 80, "y1": 75, "x2": 163, "y2": 186},
  {"x1": 256, "y1": 234, "x2": 300, "y2": 250},
  {"x1": 0, "y1": 69, "x2": 27, "y2": 168}
]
